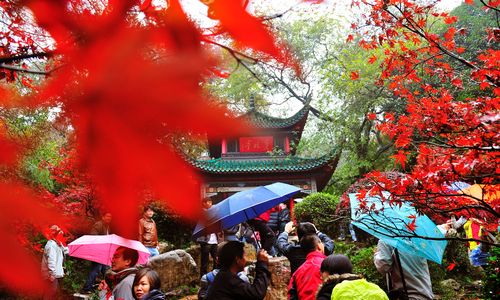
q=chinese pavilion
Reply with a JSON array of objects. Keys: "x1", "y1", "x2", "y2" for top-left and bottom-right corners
[{"x1": 190, "y1": 104, "x2": 340, "y2": 202}]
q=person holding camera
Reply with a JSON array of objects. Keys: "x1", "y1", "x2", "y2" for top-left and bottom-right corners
[{"x1": 276, "y1": 221, "x2": 334, "y2": 274}]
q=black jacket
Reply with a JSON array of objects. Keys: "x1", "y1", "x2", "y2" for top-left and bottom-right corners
[
  {"x1": 315, "y1": 274, "x2": 363, "y2": 300},
  {"x1": 276, "y1": 231, "x2": 334, "y2": 274},
  {"x1": 205, "y1": 261, "x2": 271, "y2": 300},
  {"x1": 316, "y1": 281, "x2": 335, "y2": 300},
  {"x1": 142, "y1": 289, "x2": 166, "y2": 300}
]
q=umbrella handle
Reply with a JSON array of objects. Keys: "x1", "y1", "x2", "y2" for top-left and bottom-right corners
[{"x1": 248, "y1": 225, "x2": 262, "y2": 251}]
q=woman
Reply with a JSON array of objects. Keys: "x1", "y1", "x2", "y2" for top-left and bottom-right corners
[
  {"x1": 132, "y1": 268, "x2": 165, "y2": 300},
  {"x1": 316, "y1": 255, "x2": 360, "y2": 300},
  {"x1": 316, "y1": 254, "x2": 388, "y2": 300}
]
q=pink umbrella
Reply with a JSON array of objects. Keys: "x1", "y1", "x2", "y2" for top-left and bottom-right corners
[{"x1": 68, "y1": 234, "x2": 150, "y2": 265}]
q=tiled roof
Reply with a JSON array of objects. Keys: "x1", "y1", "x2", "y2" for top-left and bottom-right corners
[
  {"x1": 240, "y1": 105, "x2": 309, "y2": 128},
  {"x1": 190, "y1": 151, "x2": 337, "y2": 174}
]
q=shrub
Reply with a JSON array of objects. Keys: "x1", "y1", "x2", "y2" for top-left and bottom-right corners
[
  {"x1": 350, "y1": 246, "x2": 385, "y2": 288},
  {"x1": 293, "y1": 192, "x2": 339, "y2": 237},
  {"x1": 483, "y1": 246, "x2": 500, "y2": 299}
]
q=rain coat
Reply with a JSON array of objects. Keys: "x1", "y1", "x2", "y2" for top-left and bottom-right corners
[{"x1": 331, "y1": 279, "x2": 388, "y2": 300}]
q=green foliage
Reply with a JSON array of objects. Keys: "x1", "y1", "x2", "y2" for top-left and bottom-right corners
[
  {"x1": 333, "y1": 241, "x2": 357, "y2": 257},
  {"x1": 21, "y1": 140, "x2": 62, "y2": 191},
  {"x1": 153, "y1": 206, "x2": 195, "y2": 248},
  {"x1": 483, "y1": 246, "x2": 500, "y2": 299},
  {"x1": 350, "y1": 246, "x2": 385, "y2": 288},
  {"x1": 293, "y1": 192, "x2": 339, "y2": 237},
  {"x1": 62, "y1": 258, "x2": 92, "y2": 295}
]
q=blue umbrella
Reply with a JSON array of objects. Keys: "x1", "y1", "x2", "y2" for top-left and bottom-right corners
[
  {"x1": 349, "y1": 193, "x2": 447, "y2": 264},
  {"x1": 193, "y1": 182, "x2": 300, "y2": 238}
]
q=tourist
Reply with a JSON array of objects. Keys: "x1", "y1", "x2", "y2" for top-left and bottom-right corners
[
  {"x1": 268, "y1": 204, "x2": 290, "y2": 234},
  {"x1": 288, "y1": 235, "x2": 325, "y2": 300},
  {"x1": 374, "y1": 240, "x2": 433, "y2": 300},
  {"x1": 99, "y1": 246, "x2": 139, "y2": 300},
  {"x1": 277, "y1": 221, "x2": 334, "y2": 273},
  {"x1": 132, "y1": 268, "x2": 165, "y2": 300},
  {"x1": 248, "y1": 208, "x2": 276, "y2": 253},
  {"x1": 198, "y1": 242, "x2": 250, "y2": 300},
  {"x1": 317, "y1": 254, "x2": 388, "y2": 300},
  {"x1": 41, "y1": 225, "x2": 68, "y2": 300},
  {"x1": 223, "y1": 225, "x2": 241, "y2": 242},
  {"x1": 81, "y1": 212, "x2": 113, "y2": 294},
  {"x1": 205, "y1": 241, "x2": 271, "y2": 300},
  {"x1": 139, "y1": 205, "x2": 159, "y2": 257},
  {"x1": 197, "y1": 198, "x2": 223, "y2": 277}
]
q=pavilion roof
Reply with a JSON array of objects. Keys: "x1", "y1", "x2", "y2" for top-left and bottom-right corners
[
  {"x1": 190, "y1": 150, "x2": 338, "y2": 174},
  {"x1": 239, "y1": 105, "x2": 310, "y2": 129}
]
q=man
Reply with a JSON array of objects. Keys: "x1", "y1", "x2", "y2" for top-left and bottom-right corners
[
  {"x1": 205, "y1": 241, "x2": 271, "y2": 300},
  {"x1": 288, "y1": 235, "x2": 325, "y2": 300},
  {"x1": 41, "y1": 225, "x2": 68, "y2": 300},
  {"x1": 277, "y1": 221, "x2": 334, "y2": 273},
  {"x1": 197, "y1": 198, "x2": 222, "y2": 277},
  {"x1": 81, "y1": 212, "x2": 112, "y2": 294},
  {"x1": 139, "y1": 205, "x2": 159, "y2": 257},
  {"x1": 198, "y1": 242, "x2": 250, "y2": 300},
  {"x1": 99, "y1": 246, "x2": 139, "y2": 300},
  {"x1": 374, "y1": 240, "x2": 433, "y2": 300},
  {"x1": 248, "y1": 208, "x2": 276, "y2": 253}
]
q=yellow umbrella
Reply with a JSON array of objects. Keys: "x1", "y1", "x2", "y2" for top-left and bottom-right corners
[{"x1": 461, "y1": 184, "x2": 500, "y2": 203}]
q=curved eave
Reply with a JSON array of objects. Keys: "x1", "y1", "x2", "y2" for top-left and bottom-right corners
[
  {"x1": 238, "y1": 105, "x2": 310, "y2": 129},
  {"x1": 190, "y1": 150, "x2": 339, "y2": 176}
]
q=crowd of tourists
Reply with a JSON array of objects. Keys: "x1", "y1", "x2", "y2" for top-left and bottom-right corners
[
  {"x1": 40, "y1": 198, "x2": 495, "y2": 300},
  {"x1": 41, "y1": 205, "x2": 162, "y2": 300}
]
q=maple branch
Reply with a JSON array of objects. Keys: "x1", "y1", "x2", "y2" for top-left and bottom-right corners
[
  {"x1": 0, "y1": 64, "x2": 47, "y2": 75},
  {"x1": 418, "y1": 139, "x2": 500, "y2": 152},
  {"x1": 479, "y1": 0, "x2": 500, "y2": 13},
  {"x1": 356, "y1": 218, "x2": 499, "y2": 246},
  {"x1": 260, "y1": 7, "x2": 293, "y2": 21},
  {"x1": 0, "y1": 52, "x2": 52, "y2": 64},
  {"x1": 385, "y1": 5, "x2": 500, "y2": 88},
  {"x1": 203, "y1": 39, "x2": 264, "y2": 82}
]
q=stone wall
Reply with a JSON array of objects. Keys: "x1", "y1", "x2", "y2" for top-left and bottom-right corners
[
  {"x1": 148, "y1": 249, "x2": 199, "y2": 291},
  {"x1": 265, "y1": 256, "x2": 291, "y2": 300}
]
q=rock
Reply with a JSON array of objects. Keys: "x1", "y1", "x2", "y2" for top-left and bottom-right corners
[
  {"x1": 440, "y1": 279, "x2": 461, "y2": 291},
  {"x1": 186, "y1": 244, "x2": 201, "y2": 266},
  {"x1": 244, "y1": 243, "x2": 257, "y2": 262},
  {"x1": 264, "y1": 256, "x2": 291, "y2": 300},
  {"x1": 158, "y1": 241, "x2": 175, "y2": 254},
  {"x1": 470, "y1": 280, "x2": 482, "y2": 289},
  {"x1": 148, "y1": 249, "x2": 198, "y2": 291}
]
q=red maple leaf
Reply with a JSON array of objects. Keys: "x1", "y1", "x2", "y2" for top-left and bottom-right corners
[
  {"x1": 446, "y1": 262, "x2": 456, "y2": 271},
  {"x1": 391, "y1": 150, "x2": 408, "y2": 169},
  {"x1": 406, "y1": 219, "x2": 417, "y2": 231},
  {"x1": 350, "y1": 71, "x2": 360, "y2": 80},
  {"x1": 368, "y1": 54, "x2": 377, "y2": 64}
]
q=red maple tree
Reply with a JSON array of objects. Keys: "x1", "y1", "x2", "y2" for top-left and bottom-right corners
[
  {"x1": 0, "y1": 0, "x2": 300, "y2": 294},
  {"x1": 350, "y1": 0, "x2": 499, "y2": 231}
]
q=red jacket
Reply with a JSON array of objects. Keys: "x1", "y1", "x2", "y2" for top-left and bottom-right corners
[
  {"x1": 257, "y1": 206, "x2": 278, "y2": 222},
  {"x1": 288, "y1": 250, "x2": 325, "y2": 300}
]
